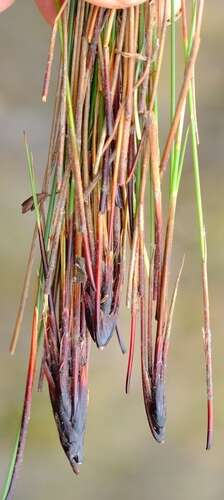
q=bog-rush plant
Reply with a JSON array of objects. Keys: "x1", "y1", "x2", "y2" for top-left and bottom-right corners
[{"x1": 1, "y1": 1, "x2": 213, "y2": 498}]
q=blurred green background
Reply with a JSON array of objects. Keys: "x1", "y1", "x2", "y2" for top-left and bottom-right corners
[{"x1": 0, "y1": 2, "x2": 224, "y2": 499}]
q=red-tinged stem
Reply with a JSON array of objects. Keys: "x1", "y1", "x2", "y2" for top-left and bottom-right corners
[
  {"x1": 202, "y1": 255, "x2": 213, "y2": 450},
  {"x1": 6, "y1": 307, "x2": 38, "y2": 499},
  {"x1": 206, "y1": 398, "x2": 213, "y2": 451}
]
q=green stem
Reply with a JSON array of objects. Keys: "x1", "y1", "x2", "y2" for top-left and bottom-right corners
[{"x1": 170, "y1": 0, "x2": 176, "y2": 193}]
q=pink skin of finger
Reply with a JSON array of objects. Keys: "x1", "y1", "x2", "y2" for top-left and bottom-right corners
[
  {"x1": 0, "y1": 0, "x2": 62, "y2": 23},
  {"x1": 85, "y1": 0, "x2": 146, "y2": 7},
  {"x1": 0, "y1": 0, "x2": 15, "y2": 13},
  {"x1": 0, "y1": 0, "x2": 148, "y2": 24},
  {"x1": 35, "y1": 0, "x2": 63, "y2": 26},
  {"x1": 35, "y1": 0, "x2": 147, "y2": 24}
]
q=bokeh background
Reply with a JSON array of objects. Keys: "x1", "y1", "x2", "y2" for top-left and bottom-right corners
[{"x1": 0, "y1": 2, "x2": 224, "y2": 499}]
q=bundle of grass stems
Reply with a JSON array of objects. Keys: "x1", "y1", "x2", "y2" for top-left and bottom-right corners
[{"x1": 3, "y1": 0, "x2": 213, "y2": 498}]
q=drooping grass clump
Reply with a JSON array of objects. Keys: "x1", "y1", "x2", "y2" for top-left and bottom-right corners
[{"x1": 2, "y1": 1, "x2": 213, "y2": 498}]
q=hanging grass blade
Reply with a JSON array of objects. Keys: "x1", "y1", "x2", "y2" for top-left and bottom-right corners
[
  {"x1": 3, "y1": 1, "x2": 215, "y2": 494},
  {"x1": 181, "y1": 0, "x2": 213, "y2": 449}
]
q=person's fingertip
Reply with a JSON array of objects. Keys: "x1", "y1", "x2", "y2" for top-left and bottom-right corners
[
  {"x1": 35, "y1": 0, "x2": 64, "y2": 26},
  {"x1": 0, "y1": 0, "x2": 15, "y2": 14}
]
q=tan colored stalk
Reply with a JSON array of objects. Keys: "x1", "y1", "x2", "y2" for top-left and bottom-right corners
[
  {"x1": 108, "y1": 109, "x2": 124, "y2": 247},
  {"x1": 91, "y1": 10, "x2": 127, "y2": 174},
  {"x1": 42, "y1": 0, "x2": 68, "y2": 103},
  {"x1": 133, "y1": 4, "x2": 140, "y2": 49},
  {"x1": 10, "y1": 59, "x2": 64, "y2": 353},
  {"x1": 127, "y1": 141, "x2": 149, "y2": 308},
  {"x1": 75, "y1": 36, "x2": 88, "y2": 147},
  {"x1": 139, "y1": 2, "x2": 154, "y2": 114},
  {"x1": 10, "y1": 229, "x2": 37, "y2": 354},
  {"x1": 149, "y1": 0, "x2": 168, "y2": 113},
  {"x1": 154, "y1": 196, "x2": 176, "y2": 380},
  {"x1": 125, "y1": 244, "x2": 139, "y2": 393},
  {"x1": 103, "y1": 8, "x2": 116, "y2": 47},
  {"x1": 119, "y1": 7, "x2": 135, "y2": 186},
  {"x1": 92, "y1": 92, "x2": 100, "y2": 170},
  {"x1": 162, "y1": 256, "x2": 185, "y2": 366},
  {"x1": 87, "y1": 6, "x2": 99, "y2": 43},
  {"x1": 71, "y1": 0, "x2": 85, "y2": 105},
  {"x1": 57, "y1": 7, "x2": 68, "y2": 190},
  {"x1": 82, "y1": 83, "x2": 96, "y2": 259},
  {"x1": 44, "y1": 167, "x2": 70, "y2": 296},
  {"x1": 111, "y1": 10, "x2": 127, "y2": 99}
]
